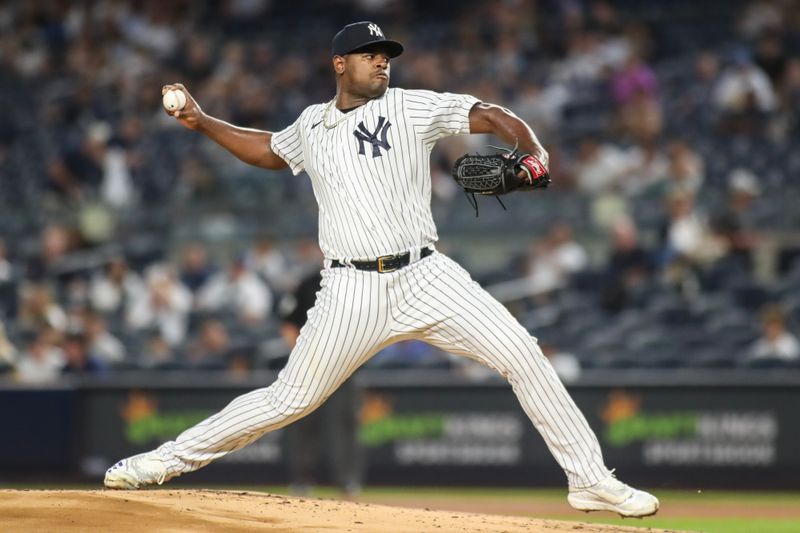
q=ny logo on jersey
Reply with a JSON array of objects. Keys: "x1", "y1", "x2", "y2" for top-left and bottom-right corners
[
  {"x1": 353, "y1": 116, "x2": 392, "y2": 158},
  {"x1": 367, "y1": 23, "x2": 383, "y2": 37}
]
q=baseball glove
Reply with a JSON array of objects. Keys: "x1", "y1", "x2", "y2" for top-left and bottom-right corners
[{"x1": 451, "y1": 144, "x2": 550, "y2": 216}]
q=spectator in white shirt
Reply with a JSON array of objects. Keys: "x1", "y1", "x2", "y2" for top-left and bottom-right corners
[
  {"x1": 126, "y1": 264, "x2": 192, "y2": 346},
  {"x1": 661, "y1": 189, "x2": 723, "y2": 267},
  {"x1": 575, "y1": 137, "x2": 635, "y2": 195},
  {"x1": 18, "y1": 282, "x2": 67, "y2": 334},
  {"x1": 749, "y1": 305, "x2": 800, "y2": 361},
  {"x1": 246, "y1": 236, "x2": 293, "y2": 294},
  {"x1": 90, "y1": 257, "x2": 144, "y2": 315},
  {"x1": 0, "y1": 238, "x2": 14, "y2": 283},
  {"x1": 197, "y1": 256, "x2": 272, "y2": 326},
  {"x1": 15, "y1": 328, "x2": 64, "y2": 384},
  {"x1": 526, "y1": 223, "x2": 589, "y2": 297},
  {"x1": 0, "y1": 321, "x2": 18, "y2": 368},
  {"x1": 85, "y1": 310, "x2": 126, "y2": 364},
  {"x1": 713, "y1": 52, "x2": 777, "y2": 113}
]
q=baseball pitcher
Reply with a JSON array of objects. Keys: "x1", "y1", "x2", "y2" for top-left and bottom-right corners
[{"x1": 105, "y1": 21, "x2": 658, "y2": 517}]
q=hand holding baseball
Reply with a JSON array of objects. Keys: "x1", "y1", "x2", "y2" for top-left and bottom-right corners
[{"x1": 161, "y1": 83, "x2": 205, "y2": 130}]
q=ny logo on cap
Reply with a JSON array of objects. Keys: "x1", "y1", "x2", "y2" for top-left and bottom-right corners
[
  {"x1": 354, "y1": 116, "x2": 392, "y2": 158},
  {"x1": 367, "y1": 23, "x2": 383, "y2": 37}
]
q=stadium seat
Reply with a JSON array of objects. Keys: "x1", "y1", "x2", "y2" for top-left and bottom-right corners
[
  {"x1": 740, "y1": 357, "x2": 800, "y2": 370},
  {"x1": 685, "y1": 347, "x2": 736, "y2": 368}
]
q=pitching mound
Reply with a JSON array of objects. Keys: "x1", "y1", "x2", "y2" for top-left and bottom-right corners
[{"x1": 0, "y1": 489, "x2": 669, "y2": 532}]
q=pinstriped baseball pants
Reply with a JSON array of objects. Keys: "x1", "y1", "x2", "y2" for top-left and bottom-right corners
[{"x1": 157, "y1": 252, "x2": 611, "y2": 488}]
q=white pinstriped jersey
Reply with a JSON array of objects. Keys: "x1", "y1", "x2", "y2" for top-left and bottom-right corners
[{"x1": 271, "y1": 88, "x2": 479, "y2": 261}]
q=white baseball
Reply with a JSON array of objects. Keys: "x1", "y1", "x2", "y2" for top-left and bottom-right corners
[{"x1": 162, "y1": 89, "x2": 187, "y2": 112}]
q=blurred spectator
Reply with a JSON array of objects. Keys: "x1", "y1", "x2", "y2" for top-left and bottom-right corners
[
  {"x1": 613, "y1": 50, "x2": 661, "y2": 141},
  {"x1": 118, "y1": 1, "x2": 181, "y2": 58},
  {"x1": 613, "y1": 52, "x2": 658, "y2": 107},
  {"x1": 183, "y1": 35, "x2": 216, "y2": 87},
  {"x1": 737, "y1": 0, "x2": 784, "y2": 40},
  {"x1": 46, "y1": 122, "x2": 124, "y2": 209},
  {"x1": 754, "y1": 33, "x2": 788, "y2": 87},
  {"x1": 620, "y1": 138, "x2": 668, "y2": 196},
  {"x1": 0, "y1": 321, "x2": 18, "y2": 368},
  {"x1": 659, "y1": 189, "x2": 722, "y2": 268},
  {"x1": 27, "y1": 223, "x2": 78, "y2": 282},
  {"x1": 710, "y1": 168, "x2": 762, "y2": 273},
  {"x1": 90, "y1": 257, "x2": 145, "y2": 316},
  {"x1": 616, "y1": 87, "x2": 663, "y2": 142},
  {"x1": 126, "y1": 264, "x2": 192, "y2": 346},
  {"x1": 677, "y1": 52, "x2": 721, "y2": 127},
  {"x1": 600, "y1": 215, "x2": 654, "y2": 313},
  {"x1": 115, "y1": 117, "x2": 148, "y2": 195},
  {"x1": 93, "y1": 123, "x2": 136, "y2": 209},
  {"x1": 18, "y1": 282, "x2": 67, "y2": 334},
  {"x1": 178, "y1": 242, "x2": 217, "y2": 296},
  {"x1": 586, "y1": 0, "x2": 624, "y2": 38},
  {"x1": 511, "y1": 82, "x2": 569, "y2": 140},
  {"x1": 0, "y1": 238, "x2": 16, "y2": 320},
  {"x1": 197, "y1": 256, "x2": 272, "y2": 325},
  {"x1": 0, "y1": 238, "x2": 14, "y2": 283},
  {"x1": 777, "y1": 57, "x2": 800, "y2": 138},
  {"x1": 61, "y1": 331, "x2": 106, "y2": 375},
  {"x1": 139, "y1": 332, "x2": 178, "y2": 370},
  {"x1": 648, "y1": 139, "x2": 704, "y2": 196},
  {"x1": 748, "y1": 305, "x2": 800, "y2": 361},
  {"x1": 15, "y1": 329, "x2": 64, "y2": 384},
  {"x1": 526, "y1": 223, "x2": 588, "y2": 298},
  {"x1": 541, "y1": 144, "x2": 579, "y2": 191},
  {"x1": 63, "y1": 276, "x2": 91, "y2": 310},
  {"x1": 246, "y1": 235, "x2": 293, "y2": 294},
  {"x1": 291, "y1": 238, "x2": 325, "y2": 278},
  {"x1": 553, "y1": 28, "x2": 628, "y2": 84},
  {"x1": 44, "y1": 152, "x2": 97, "y2": 207},
  {"x1": 185, "y1": 319, "x2": 230, "y2": 370},
  {"x1": 84, "y1": 310, "x2": 126, "y2": 365},
  {"x1": 539, "y1": 342, "x2": 581, "y2": 383},
  {"x1": 574, "y1": 137, "x2": 635, "y2": 194},
  {"x1": 713, "y1": 50, "x2": 777, "y2": 134},
  {"x1": 658, "y1": 189, "x2": 724, "y2": 294},
  {"x1": 173, "y1": 156, "x2": 222, "y2": 204},
  {"x1": 226, "y1": 345, "x2": 254, "y2": 379}
]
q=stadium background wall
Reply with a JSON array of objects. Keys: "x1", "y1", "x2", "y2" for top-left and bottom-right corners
[{"x1": 2, "y1": 372, "x2": 799, "y2": 489}]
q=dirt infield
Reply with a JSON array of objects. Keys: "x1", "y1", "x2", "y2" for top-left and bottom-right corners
[{"x1": 0, "y1": 489, "x2": 674, "y2": 533}]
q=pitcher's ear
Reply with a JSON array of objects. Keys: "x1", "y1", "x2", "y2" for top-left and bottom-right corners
[{"x1": 333, "y1": 55, "x2": 345, "y2": 75}]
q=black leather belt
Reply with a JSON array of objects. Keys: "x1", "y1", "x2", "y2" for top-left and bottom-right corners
[{"x1": 331, "y1": 247, "x2": 433, "y2": 273}]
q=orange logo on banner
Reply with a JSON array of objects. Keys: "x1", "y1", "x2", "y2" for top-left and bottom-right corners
[
  {"x1": 601, "y1": 390, "x2": 641, "y2": 424},
  {"x1": 359, "y1": 393, "x2": 393, "y2": 424},
  {"x1": 122, "y1": 391, "x2": 158, "y2": 423}
]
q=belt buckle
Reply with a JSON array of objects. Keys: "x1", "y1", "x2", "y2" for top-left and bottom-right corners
[{"x1": 377, "y1": 254, "x2": 397, "y2": 273}]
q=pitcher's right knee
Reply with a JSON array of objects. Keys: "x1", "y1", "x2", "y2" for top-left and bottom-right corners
[{"x1": 260, "y1": 373, "x2": 330, "y2": 428}]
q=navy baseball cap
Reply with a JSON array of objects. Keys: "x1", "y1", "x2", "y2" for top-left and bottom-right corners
[{"x1": 331, "y1": 21, "x2": 403, "y2": 58}]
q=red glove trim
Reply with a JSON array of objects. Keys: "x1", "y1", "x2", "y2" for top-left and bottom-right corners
[{"x1": 518, "y1": 155, "x2": 548, "y2": 184}]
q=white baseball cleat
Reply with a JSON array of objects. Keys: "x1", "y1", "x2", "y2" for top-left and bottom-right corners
[
  {"x1": 567, "y1": 474, "x2": 659, "y2": 517},
  {"x1": 104, "y1": 450, "x2": 172, "y2": 489}
]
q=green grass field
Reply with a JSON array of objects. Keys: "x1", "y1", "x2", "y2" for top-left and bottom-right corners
[
  {"x1": 261, "y1": 486, "x2": 800, "y2": 533},
  {"x1": 2, "y1": 484, "x2": 797, "y2": 532}
]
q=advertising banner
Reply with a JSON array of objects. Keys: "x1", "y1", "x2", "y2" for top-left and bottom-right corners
[
  {"x1": 79, "y1": 387, "x2": 286, "y2": 484},
  {"x1": 75, "y1": 381, "x2": 800, "y2": 487}
]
